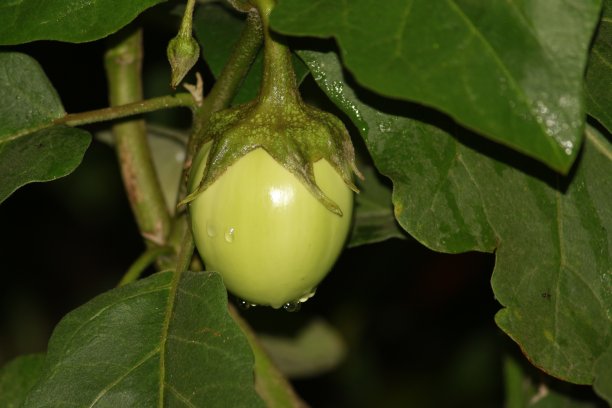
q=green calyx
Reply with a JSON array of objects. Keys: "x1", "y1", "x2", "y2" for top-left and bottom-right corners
[
  {"x1": 182, "y1": 0, "x2": 361, "y2": 215},
  {"x1": 184, "y1": 98, "x2": 360, "y2": 215}
]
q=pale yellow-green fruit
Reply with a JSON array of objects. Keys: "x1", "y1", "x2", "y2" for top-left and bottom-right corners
[{"x1": 189, "y1": 144, "x2": 353, "y2": 308}]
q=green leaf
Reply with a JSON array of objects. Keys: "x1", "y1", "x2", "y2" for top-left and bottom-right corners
[
  {"x1": 258, "y1": 319, "x2": 346, "y2": 379},
  {"x1": 586, "y1": 0, "x2": 612, "y2": 132},
  {"x1": 0, "y1": 53, "x2": 64, "y2": 136},
  {"x1": 0, "y1": 52, "x2": 91, "y2": 204},
  {"x1": 0, "y1": 354, "x2": 45, "y2": 408},
  {"x1": 299, "y1": 50, "x2": 611, "y2": 387},
  {"x1": 23, "y1": 271, "x2": 264, "y2": 407},
  {"x1": 503, "y1": 354, "x2": 605, "y2": 408},
  {"x1": 194, "y1": 2, "x2": 308, "y2": 106},
  {"x1": 0, "y1": 0, "x2": 167, "y2": 45},
  {"x1": 349, "y1": 164, "x2": 406, "y2": 248},
  {"x1": 593, "y1": 347, "x2": 612, "y2": 403},
  {"x1": 271, "y1": 0, "x2": 602, "y2": 173}
]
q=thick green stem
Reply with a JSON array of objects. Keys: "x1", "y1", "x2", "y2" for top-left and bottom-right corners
[
  {"x1": 253, "y1": 0, "x2": 299, "y2": 107},
  {"x1": 56, "y1": 94, "x2": 194, "y2": 127},
  {"x1": 105, "y1": 29, "x2": 172, "y2": 247}
]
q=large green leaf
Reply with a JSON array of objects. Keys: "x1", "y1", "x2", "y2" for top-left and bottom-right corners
[
  {"x1": 271, "y1": 0, "x2": 602, "y2": 174},
  {"x1": 23, "y1": 271, "x2": 264, "y2": 407},
  {"x1": 0, "y1": 354, "x2": 45, "y2": 408},
  {"x1": 586, "y1": 0, "x2": 612, "y2": 132},
  {"x1": 299, "y1": 50, "x2": 611, "y2": 393},
  {"x1": 0, "y1": 0, "x2": 167, "y2": 45},
  {"x1": 0, "y1": 52, "x2": 91, "y2": 204}
]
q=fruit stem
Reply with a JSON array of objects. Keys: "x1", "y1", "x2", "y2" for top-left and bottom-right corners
[
  {"x1": 254, "y1": 0, "x2": 300, "y2": 106},
  {"x1": 177, "y1": 0, "x2": 196, "y2": 39},
  {"x1": 105, "y1": 28, "x2": 172, "y2": 248}
]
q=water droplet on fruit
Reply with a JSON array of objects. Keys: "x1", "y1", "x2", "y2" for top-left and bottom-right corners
[
  {"x1": 206, "y1": 224, "x2": 216, "y2": 238},
  {"x1": 299, "y1": 288, "x2": 317, "y2": 303},
  {"x1": 283, "y1": 301, "x2": 301, "y2": 312},
  {"x1": 224, "y1": 227, "x2": 235, "y2": 243},
  {"x1": 237, "y1": 299, "x2": 256, "y2": 310}
]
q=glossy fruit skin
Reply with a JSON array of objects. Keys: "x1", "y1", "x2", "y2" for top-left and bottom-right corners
[{"x1": 189, "y1": 144, "x2": 353, "y2": 308}]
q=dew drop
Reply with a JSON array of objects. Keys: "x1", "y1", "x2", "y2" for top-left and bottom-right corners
[
  {"x1": 283, "y1": 301, "x2": 302, "y2": 312},
  {"x1": 378, "y1": 122, "x2": 392, "y2": 133},
  {"x1": 560, "y1": 140, "x2": 574, "y2": 155},
  {"x1": 237, "y1": 299, "x2": 256, "y2": 310},
  {"x1": 224, "y1": 227, "x2": 235, "y2": 243},
  {"x1": 206, "y1": 224, "x2": 217, "y2": 238},
  {"x1": 299, "y1": 288, "x2": 317, "y2": 303}
]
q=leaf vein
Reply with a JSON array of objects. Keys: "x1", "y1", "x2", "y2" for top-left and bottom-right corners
[
  {"x1": 164, "y1": 383, "x2": 197, "y2": 408},
  {"x1": 448, "y1": 0, "x2": 566, "y2": 159},
  {"x1": 58, "y1": 284, "x2": 171, "y2": 365},
  {"x1": 87, "y1": 346, "x2": 160, "y2": 407}
]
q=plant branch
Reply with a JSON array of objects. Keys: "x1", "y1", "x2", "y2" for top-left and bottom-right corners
[
  {"x1": 56, "y1": 94, "x2": 195, "y2": 128},
  {"x1": 118, "y1": 246, "x2": 174, "y2": 287},
  {"x1": 105, "y1": 28, "x2": 172, "y2": 248}
]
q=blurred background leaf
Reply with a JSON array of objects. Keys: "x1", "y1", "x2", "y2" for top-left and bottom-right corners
[
  {"x1": 0, "y1": 354, "x2": 45, "y2": 408},
  {"x1": 258, "y1": 318, "x2": 346, "y2": 379},
  {"x1": 349, "y1": 164, "x2": 406, "y2": 248}
]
